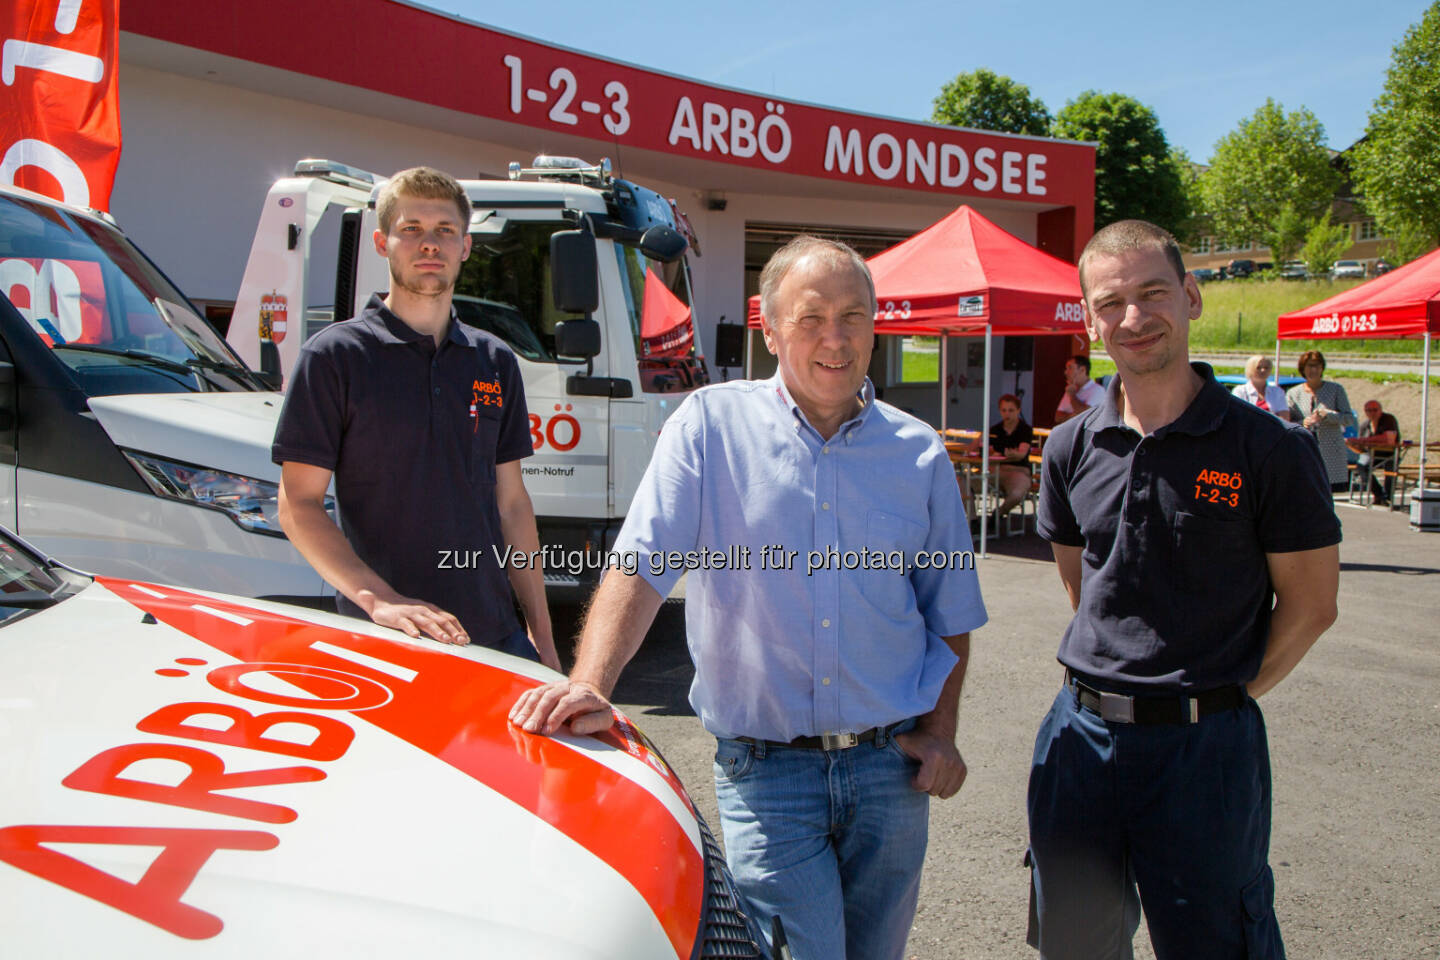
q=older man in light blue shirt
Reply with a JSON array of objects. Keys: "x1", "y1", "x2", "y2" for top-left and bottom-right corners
[{"x1": 511, "y1": 236, "x2": 987, "y2": 960}]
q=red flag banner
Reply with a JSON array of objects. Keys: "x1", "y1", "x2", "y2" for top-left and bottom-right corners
[{"x1": 1, "y1": 0, "x2": 121, "y2": 210}]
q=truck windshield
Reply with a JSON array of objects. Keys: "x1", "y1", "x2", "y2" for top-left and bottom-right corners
[
  {"x1": 454, "y1": 221, "x2": 581, "y2": 362},
  {"x1": 0, "y1": 194, "x2": 261, "y2": 394}
]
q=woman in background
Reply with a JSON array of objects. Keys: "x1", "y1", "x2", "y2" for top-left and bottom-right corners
[
  {"x1": 1233, "y1": 354, "x2": 1290, "y2": 421},
  {"x1": 1286, "y1": 349, "x2": 1354, "y2": 489}
]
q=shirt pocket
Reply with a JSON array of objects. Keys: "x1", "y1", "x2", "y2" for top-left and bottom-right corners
[
  {"x1": 468, "y1": 406, "x2": 502, "y2": 486},
  {"x1": 860, "y1": 509, "x2": 928, "y2": 618},
  {"x1": 1172, "y1": 511, "x2": 1256, "y2": 589}
]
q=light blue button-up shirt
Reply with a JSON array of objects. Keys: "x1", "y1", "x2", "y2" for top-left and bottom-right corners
[{"x1": 613, "y1": 374, "x2": 988, "y2": 742}]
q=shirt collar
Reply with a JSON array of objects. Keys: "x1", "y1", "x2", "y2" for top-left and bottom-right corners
[
  {"x1": 361, "y1": 292, "x2": 468, "y2": 348},
  {"x1": 1088, "y1": 362, "x2": 1228, "y2": 438},
  {"x1": 769, "y1": 373, "x2": 877, "y2": 440}
]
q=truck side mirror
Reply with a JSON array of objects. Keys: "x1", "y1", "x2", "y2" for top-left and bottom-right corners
[
  {"x1": 550, "y1": 229, "x2": 599, "y2": 315},
  {"x1": 639, "y1": 224, "x2": 687, "y2": 264},
  {"x1": 258, "y1": 340, "x2": 284, "y2": 390},
  {"x1": 554, "y1": 318, "x2": 600, "y2": 360}
]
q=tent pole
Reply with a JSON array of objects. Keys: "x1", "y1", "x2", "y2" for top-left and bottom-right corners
[
  {"x1": 1273, "y1": 340, "x2": 1281, "y2": 391},
  {"x1": 1420, "y1": 332, "x2": 1431, "y2": 498},
  {"x1": 980, "y1": 327, "x2": 992, "y2": 558},
  {"x1": 940, "y1": 332, "x2": 949, "y2": 434},
  {"x1": 744, "y1": 325, "x2": 754, "y2": 379}
]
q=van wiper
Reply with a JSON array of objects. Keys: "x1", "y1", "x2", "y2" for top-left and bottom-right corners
[
  {"x1": 184, "y1": 353, "x2": 261, "y2": 382},
  {"x1": 0, "y1": 588, "x2": 62, "y2": 609},
  {"x1": 52, "y1": 343, "x2": 198, "y2": 377}
]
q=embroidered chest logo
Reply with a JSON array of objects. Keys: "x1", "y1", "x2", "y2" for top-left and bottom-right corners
[
  {"x1": 1193, "y1": 469, "x2": 1243, "y2": 508},
  {"x1": 470, "y1": 377, "x2": 503, "y2": 431}
]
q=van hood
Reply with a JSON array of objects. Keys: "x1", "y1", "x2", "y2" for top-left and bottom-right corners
[
  {"x1": 0, "y1": 578, "x2": 708, "y2": 959},
  {"x1": 86, "y1": 392, "x2": 286, "y2": 480}
]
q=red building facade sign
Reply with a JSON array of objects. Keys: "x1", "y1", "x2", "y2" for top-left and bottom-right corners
[{"x1": 121, "y1": 0, "x2": 1094, "y2": 214}]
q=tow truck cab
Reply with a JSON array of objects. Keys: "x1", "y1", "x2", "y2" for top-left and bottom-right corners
[{"x1": 230, "y1": 158, "x2": 709, "y2": 592}]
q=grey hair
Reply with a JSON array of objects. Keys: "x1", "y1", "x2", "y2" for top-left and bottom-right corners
[{"x1": 759, "y1": 235, "x2": 876, "y2": 322}]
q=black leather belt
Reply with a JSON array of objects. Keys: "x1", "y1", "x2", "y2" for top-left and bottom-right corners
[
  {"x1": 737, "y1": 722, "x2": 902, "y2": 751},
  {"x1": 1067, "y1": 671, "x2": 1245, "y2": 725}
]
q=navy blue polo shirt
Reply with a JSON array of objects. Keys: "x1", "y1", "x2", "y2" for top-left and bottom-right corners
[
  {"x1": 272, "y1": 293, "x2": 533, "y2": 644},
  {"x1": 1037, "y1": 363, "x2": 1341, "y2": 691}
]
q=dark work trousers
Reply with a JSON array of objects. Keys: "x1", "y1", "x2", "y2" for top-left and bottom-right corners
[{"x1": 1025, "y1": 684, "x2": 1283, "y2": 960}]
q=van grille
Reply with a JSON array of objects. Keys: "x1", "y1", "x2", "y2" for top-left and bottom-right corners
[{"x1": 693, "y1": 813, "x2": 765, "y2": 959}]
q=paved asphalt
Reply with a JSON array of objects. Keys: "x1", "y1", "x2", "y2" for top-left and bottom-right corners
[{"x1": 556, "y1": 499, "x2": 1440, "y2": 959}]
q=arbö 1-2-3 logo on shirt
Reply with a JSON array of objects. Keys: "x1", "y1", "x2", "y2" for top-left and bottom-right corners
[
  {"x1": 1193, "y1": 468, "x2": 1243, "y2": 508},
  {"x1": 470, "y1": 377, "x2": 503, "y2": 432}
]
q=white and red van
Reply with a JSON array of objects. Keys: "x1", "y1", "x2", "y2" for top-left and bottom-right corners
[{"x1": 0, "y1": 529, "x2": 763, "y2": 958}]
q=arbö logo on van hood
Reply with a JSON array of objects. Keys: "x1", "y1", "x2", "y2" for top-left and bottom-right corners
[{"x1": 86, "y1": 393, "x2": 285, "y2": 481}]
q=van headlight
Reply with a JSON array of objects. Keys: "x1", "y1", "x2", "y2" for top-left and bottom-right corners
[{"x1": 122, "y1": 452, "x2": 333, "y2": 538}]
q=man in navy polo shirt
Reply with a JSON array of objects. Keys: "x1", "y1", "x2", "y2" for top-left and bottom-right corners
[
  {"x1": 1030, "y1": 220, "x2": 1340, "y2": 959},
  {"x1": 274, "y1": 167, "x2": 557, "y2": 668}
]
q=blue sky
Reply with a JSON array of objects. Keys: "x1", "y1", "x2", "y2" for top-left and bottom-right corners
[{"x1": 441, "y1": 0, "x2": 1425, "y2": 161}]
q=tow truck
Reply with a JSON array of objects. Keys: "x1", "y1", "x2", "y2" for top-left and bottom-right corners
[{"x1": 230, "y1": 157, "x2": 709, "y2": 593}]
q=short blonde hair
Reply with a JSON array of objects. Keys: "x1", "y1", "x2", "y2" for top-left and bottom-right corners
[
  {"x1": 376, "y1": 167, "x2": 471, "y2": 234},
  {"x1": 1244, "y1": 354, "x2": 1272, "y2": 379}
]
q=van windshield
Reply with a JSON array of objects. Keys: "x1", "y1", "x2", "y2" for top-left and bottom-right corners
[{"x1": 0, "y1": 193, "x2": 261, "y2": 394}]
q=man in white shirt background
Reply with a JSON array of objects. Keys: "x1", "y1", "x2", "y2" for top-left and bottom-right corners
[{"x1": 1053, "y1": 354, "x2": 1106, "y2": 424}]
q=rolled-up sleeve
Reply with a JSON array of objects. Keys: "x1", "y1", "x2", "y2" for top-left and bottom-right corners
[
  {"x1": 911, "y1": 444, "x2": 988, "y2": 638},
  {"x1": 611, "y1": 399, "x2": 705, "y2": 597}
]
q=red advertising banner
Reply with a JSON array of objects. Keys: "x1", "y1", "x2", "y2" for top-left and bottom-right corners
[
  {"x1": 1, "y1": 0, "x2": 121, "y2": 210},
  {"x1": 122, "y1": 0, "x2": 1094, "y2": 210}
]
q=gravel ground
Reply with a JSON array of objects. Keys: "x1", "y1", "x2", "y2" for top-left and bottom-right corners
[{"x1": 557, "y1": 502, "x2": 1440, "y2": 959}]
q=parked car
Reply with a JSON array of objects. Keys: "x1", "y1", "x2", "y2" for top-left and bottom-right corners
[
  {"x1": 1331, "y1": 259, "x2": 1365, "y2": 279},
  {"x1": 1279, "y1": 260, "x2": 1309, "y2": 280},
  {"x1": 1373, "y1": 259, "x2": 1393, "y2": 276},
  {"x1": 1191, "y1": 267, "x2": 1218, "y2": 282},
  {"x1": 0, "y1": 528, "x2": 767, "y2": 959},
  {"x1": 1255, "y1": 261, "x2": 1274, "y2": 275},
  {"x1": 1227, "y1": 258, "x2": 1256, "y2": 279}
]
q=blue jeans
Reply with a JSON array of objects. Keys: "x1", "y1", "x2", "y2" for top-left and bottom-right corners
[
  {"x1": 492, "y1": 626, "x2": 540, "y2": 663},
  {"x1": 1026, "y1": 685, "x2": 1283, "y2": 960},
  {"x1": 712, "y1": 719, "x2": 929, "y2": 960}
]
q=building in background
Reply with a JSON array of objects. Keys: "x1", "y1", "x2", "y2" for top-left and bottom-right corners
[{"x1": 111, "y1": 0, "x2": 1095, "y2": 427}]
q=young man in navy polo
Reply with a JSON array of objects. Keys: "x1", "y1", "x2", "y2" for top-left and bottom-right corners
[
  {"x1": 273, "y1": 167, "x2": 557, "y2": 668},
  {"x1": 1030, "y1": 220, "x2": 1340, "y2": 959}
]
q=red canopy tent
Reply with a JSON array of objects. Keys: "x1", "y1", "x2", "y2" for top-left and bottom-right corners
[
  {"x1": 745, "y1": 205, "x2": 1088, "y2": 552},
  {"x1": 1276, "y1": 245, "x2": 1439, "y2": 502},
  {"x1": 745, "y1": 205, "x2": 1085, "y2": 336}
]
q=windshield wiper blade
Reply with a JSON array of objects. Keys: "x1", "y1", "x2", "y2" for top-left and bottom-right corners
[
  {"x1": 184, "y1": 355, "x2": 259, "y2": 380},
  {"x1": 52, "y1": 343, "x2": 198, "y2": 377},
  {"x1": 0, "y1": 588, "x2": 63, "y2": 609}
]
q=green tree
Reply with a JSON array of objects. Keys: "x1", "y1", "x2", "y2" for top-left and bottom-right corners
[
  {"x1": 1199, "y1": 99, "x2": 1339, "y2": 248},
  {"x1": 1170, "y1": 146, "x2": 1209, "y2": 246},
  {"x1": 1260, "y1": 203, "x2": 1311, "y2": 265},
  {"x1": 1052, "y1": 91, "x2": 1188, "y2": 233},
  {"x1": 1301, "y1": 218, "x2": 1351, "y2": 278},
  {"x1": 1351, "y1": 2, "x2": 1440, "y2": 258},
  {"x1": 931, "y1": 68, "x2": 1051, "y2": 136},
  {"x1": 1380, "y1": 221, "x2": 1437, "y2": 266}
]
